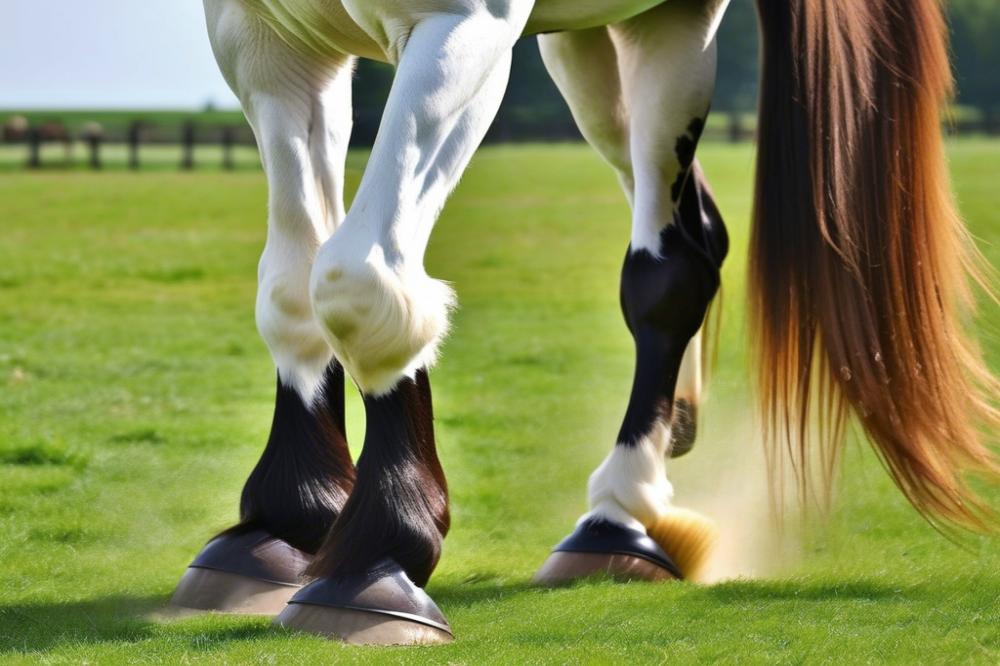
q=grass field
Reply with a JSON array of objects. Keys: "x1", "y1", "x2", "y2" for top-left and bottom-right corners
[{"x1": 1, "y1": 141, "x2": 998, "y2": 664}]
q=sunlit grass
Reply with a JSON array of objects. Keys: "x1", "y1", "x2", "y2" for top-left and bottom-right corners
[{"x1": 0, "y1": 141, "x2": 997, "y2": 663}]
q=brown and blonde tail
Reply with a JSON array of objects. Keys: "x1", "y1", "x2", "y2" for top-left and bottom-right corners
[{"x1": 751, "y1": 0, "x2": 1000, "y2": 528}]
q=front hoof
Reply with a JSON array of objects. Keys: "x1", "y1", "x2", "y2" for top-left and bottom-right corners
[
  {"x1": 533, "y1": 519, "x2": 682, "y2": 587},
  {"x1": 275, "y1": 558, "x2": 453, "y2": 645},
  {"x1": 170, "y1": 529, "x2": 310, "y2": 615}
]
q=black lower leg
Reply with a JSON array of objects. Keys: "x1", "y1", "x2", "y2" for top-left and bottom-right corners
[
  {"x1": 617, "y1": 162, "x2": 727, "y2": 450},
  {"x1": 307, "y1": 369, "x2": 448, "y2": 587},
  {"x1": 229, "y1": 362, "x2": 355, "y2": 554}
]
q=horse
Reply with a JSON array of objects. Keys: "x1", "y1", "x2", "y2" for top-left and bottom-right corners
[
  {"x1": 4, "y1": 118, "x2": 74, "y2": 166},
  {"x1": 170, "y1": 0, "x2": 999, "y2": 645},
  {"x1": 2, "y1": 115, "x2": 30, "y2": 142}
]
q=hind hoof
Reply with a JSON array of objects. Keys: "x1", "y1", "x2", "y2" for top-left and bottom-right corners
[
  {"x1": 533, "y1": 519, "x2": 681, "y2": 587},
  {"x1": 275, "y1": 558, "x2": 453, "y2": 645},
  {"x1": 669, "y1": 399, "x2": 697, "y2": 458},
  {"x1": 170, "y1": 529, "x2": 310, "y2": 615}
]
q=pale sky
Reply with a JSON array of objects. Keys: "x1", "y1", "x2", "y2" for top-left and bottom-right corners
[{"x1": 0, "y1": 0, "x2": 240, "y2": 109}]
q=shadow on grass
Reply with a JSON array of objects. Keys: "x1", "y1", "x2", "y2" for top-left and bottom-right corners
[
  {"x1": 0, "y1": 594, "x2": 276, "y2": 656},
  {"x1": 0, "y1": 577, "x2": 925, "y2": 655},
  {"x1": 697, "y1": 578, "x2": 924, "y2": 604},
  {"x1": 432, "y1": 574, "x2": 925, "y2": 610},
  {"x1": 430, "y1": 577, "x2": 538, "y2": 607}
]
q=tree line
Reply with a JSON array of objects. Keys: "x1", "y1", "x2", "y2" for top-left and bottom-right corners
[
  {"x1": 5, "y1": 0, "x2": 996, "y2": 160},
  {"x1": 352, "y1": 0, "x2": 1000, "y2": 143}
]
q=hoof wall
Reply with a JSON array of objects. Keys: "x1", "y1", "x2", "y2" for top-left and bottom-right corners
[
  {"x1": 277, "y1": 604, "x2": 453, "y2": 645},
  {"x1": 171, "y1": 567, "x2": 300, "y2": 615},
  {"x1": 533, "y1": 519, "x2": 682, "y2": 587},
  {"x1": 170, "y1": 529, "x2": 310, "y2": 615},
  {"x1": 533, "y1": 551, "x2": 678, "y2": 586},
  {"x1": 275, "y1": 558, "x2": 453, "y2": 645}
]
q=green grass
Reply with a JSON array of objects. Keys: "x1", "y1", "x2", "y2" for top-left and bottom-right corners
[{"x1": 0, "y1": 141, "x2": 998, "y2": 664}]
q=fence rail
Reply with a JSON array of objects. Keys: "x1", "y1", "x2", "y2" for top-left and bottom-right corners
[
  {"x1": 3, "y1": 113, "x2": 998, "y2": 171},
  {"x1": 3, "y1": 120, "x2": 259, "y2": 171}
]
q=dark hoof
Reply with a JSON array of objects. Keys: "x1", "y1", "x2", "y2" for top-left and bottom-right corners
[
  {"x1": 275, "y1": 558, "x2": 453, "y2": 645},
  {"x1": 170, "y1": 529, "x2": 310, "y2": 615},
  {"x1": 669, "y1": 399, "x2": 697, "y2": 458},
  {"x1": 533, "y1": 519, "x2": 682, "y2": 587}
]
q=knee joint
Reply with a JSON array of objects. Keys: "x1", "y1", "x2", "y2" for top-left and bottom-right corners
[
  {"x1": 256, "y1": 269, "x2": 334, "y2": 400},
  {"x1": 310, "y1": 244, "x2": 454, "y2": 395}
]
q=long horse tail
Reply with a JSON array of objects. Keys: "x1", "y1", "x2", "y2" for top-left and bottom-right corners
[{"x1": 751, "y1": 0, "x2": 1000, "y2": 528}]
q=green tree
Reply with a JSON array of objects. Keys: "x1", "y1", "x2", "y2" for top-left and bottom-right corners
[
  {"x1": 713, "y1": 0, "x2": 759, "y2": 112},
  {"x1": 949, "y1": 0, "x2": 1000, "y2": 122},
  {"x1": 347, "y1": 1, "x2": 1000, "y2": 141}
]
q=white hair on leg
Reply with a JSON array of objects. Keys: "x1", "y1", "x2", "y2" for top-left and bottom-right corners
[
  {"x1": 205, "y1": 0, "x2": 354, "y2": 404},
  {"x1": 310, "y1": 7, "x2": 532, "y2": 396},
  {"x1": 538, "y1": 27, "x2": 635, "y2": 203},
  {"x1": 584, "y1": 422, "x2": 674, "y2": 532},
  {"x1": 310, "y1": 241, "x2": 457, "y2": 395}
]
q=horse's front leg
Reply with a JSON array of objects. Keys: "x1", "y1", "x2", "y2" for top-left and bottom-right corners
[
  {"x1": 274, "y1": 4, "x2": 531, "y2": 645},
  {"x1": 172, "y1": 0, "x2": 356, "y2": 615}
]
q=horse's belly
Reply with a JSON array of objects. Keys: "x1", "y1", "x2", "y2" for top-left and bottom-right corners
[
  {"x1": 242, "y1": 0, "x2": 385, "y2": 61},
  {"x1": 242, "y1": 0, "x2": 662, "y2": 61},
  {"x1": 525, "y1": 0, "x2": 662, "y2": 33}
]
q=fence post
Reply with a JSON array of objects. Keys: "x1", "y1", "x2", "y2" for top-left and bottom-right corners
[
  {"x1": 985, "y1": 108, "x2": 999, "y2": 136},
  {"x1": 87, "y1": 135, "x2": 102, "y2": 170},
  {"x1": 221, "y1": 126, "x2": 235, "y2": 170},
  {"x1": 26, "y1": 127, "x2": 41, "y2": 169},
  {"x1": 180, "y1": 121, "x2": 196, "y2": 170},
  {"x1": 728, "y1": 112, "x2": 743, "y2": 143},
  {"x1": 128, "y1": 122, "x2": 142, "y2": 170}
]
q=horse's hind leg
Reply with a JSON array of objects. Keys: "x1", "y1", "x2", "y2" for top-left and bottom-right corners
[
  {"x1": 536, "y1": 0, "x2": 729, "y2": 586},
  {"x1": 172, "y1": 0, "x2": 356, "y2": 615}
]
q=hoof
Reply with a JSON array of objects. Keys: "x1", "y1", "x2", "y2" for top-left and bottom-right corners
[
  {"x1": 275, "y1": 558, "x2": 453, "y2": 645},
  {"x1": 669, "y1": 399, "x2": 697, "y2": 458},
  {"x1": 533, "y1": 519, "x2": 682, "y2": 587},
  {"x1": 170, "y1": 529, "x2": 310, "y2": 615}
]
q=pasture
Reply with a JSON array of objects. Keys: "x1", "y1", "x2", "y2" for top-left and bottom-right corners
[{"x1": 0, "y1": 141, "x2": 998, "y2": 663}]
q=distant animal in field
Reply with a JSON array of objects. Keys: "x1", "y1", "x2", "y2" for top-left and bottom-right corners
[
  {"x1": 168, "y1": 0, "x2": 999, "y2": 645},
  {"x1": 2, "y1": 115, "x2": 30, "y2": 142},
  {"x1": 7, "y1": 118, "x2": 74, "y2": 165}
]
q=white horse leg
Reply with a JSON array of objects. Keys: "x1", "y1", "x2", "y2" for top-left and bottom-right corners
[
  {"x1": 172, "y1": 0, "x2": 356, "y2": 615},
  {"x1": 274, "y1": 4, "x2": 531, "y2": 644},
  {"x1": 539, "y1": 27, "x2": 635, "y2": 199},
  {"x1": 540, "y1": 16, "x2": 724, "y2": 460},
  {"x1": 536, "y1": 0, "x2": 729, "y2": 584}
]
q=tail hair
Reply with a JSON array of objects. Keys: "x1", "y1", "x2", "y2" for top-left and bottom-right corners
[{"x1": 752, "y1": 0, "x2": 1000, "y2": 529}]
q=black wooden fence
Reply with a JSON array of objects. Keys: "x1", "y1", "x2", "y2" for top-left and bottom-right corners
[
  {"x1": 4, "y1": 120, "x2": 259, "y2": 171},
  {"x1": 4, "y1": 112, "x2": 999, "y2": 171}
]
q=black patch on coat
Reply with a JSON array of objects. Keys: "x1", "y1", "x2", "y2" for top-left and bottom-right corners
[
  {"x1": 307, "y1": 369, "x2": 448, "y2": 588},
  {"x1": 617, "y1": 166, "x2": 727, "y2": 448},
  {"x1": 670, "y1": 117, "x2": 707, "y2": 203},
  {"x1": 226, "y1": 362, "x2": 355, "y2": 554}
]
